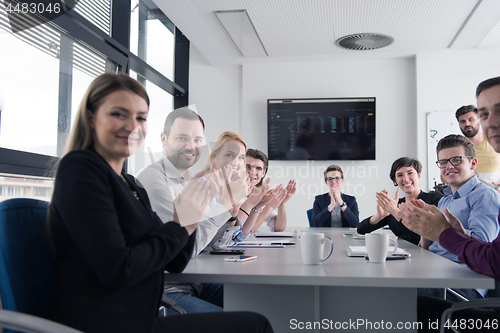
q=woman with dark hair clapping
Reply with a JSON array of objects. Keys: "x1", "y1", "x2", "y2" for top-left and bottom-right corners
[{"x1": 357, "y1": 157, "x2": 442, "y2": 245}]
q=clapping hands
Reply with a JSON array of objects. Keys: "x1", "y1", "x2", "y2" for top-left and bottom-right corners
[
  {"x1": 280, "y1": 180, "x2": 297, "y2": 206},
  {"x1": 173, "y1": 170, "x2": 219, "y2": 233},
  {"x1": 254, "y1": 179, "x2": 297, "y2": 211},
  {"x1": 247, "y1": 178, "x2": 272, "y2": 210},
  {"x1": 397, "y1": 199, "x2": 466, "y2": 243},
  {"x1": 216, "y1": 161, "x2": 250, "y2": 210},
  {"x1": 375, "y1": 189, "x2": 399, "y2": 217}
]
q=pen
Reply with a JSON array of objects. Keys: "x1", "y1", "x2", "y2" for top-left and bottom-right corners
[{"x1": 271, "y1": 242, "x2": 295, "y2": 246}]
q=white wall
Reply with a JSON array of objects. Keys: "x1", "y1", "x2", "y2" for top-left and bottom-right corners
[
  {"x1": 415, "y1": 48, "x2": 500, "y2": 187},
  {"x1": 191, "y1": 46, "x2": 500, "y2": 229},
  {"x1": 240, "y1": 58, "x2": 417, "y2": 228},
  {"x1": 190, "y1": 50, "x2": 419, "y2": 228},
  {"x1": 189, "y1": 46, "x2": 243, "y2": 143}
]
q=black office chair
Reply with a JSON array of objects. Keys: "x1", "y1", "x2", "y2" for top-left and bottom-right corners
[
  {"x1": 440, "y1": 280, "x2": 500, "y2": 333},
  {"x1": 487, "y1": 280, "x2": 500, "y2": 298},
  {"x1": 160, "y1": 295, "x2": 187, "y2": 315}
]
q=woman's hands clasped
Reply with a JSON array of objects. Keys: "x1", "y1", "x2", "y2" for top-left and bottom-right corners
[
  {"x1": 375, "y1": 189, "x2": 399, "y2": 218},
  {"x1": 328, "y1": 185, "x2": 343, "y2": 211}
]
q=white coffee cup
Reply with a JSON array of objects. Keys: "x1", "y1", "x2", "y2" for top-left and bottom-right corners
[
  {"x1": 365, "y1": 233, "x2": 398, "y2": 263},
  {"x1": 301, "y1": 232, "x2": 334, "y2": 265}
]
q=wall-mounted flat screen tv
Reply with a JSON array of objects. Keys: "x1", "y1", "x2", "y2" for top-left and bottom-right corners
[{"x1": 268, "y1": 98, "x2": 375, "y2": 160}]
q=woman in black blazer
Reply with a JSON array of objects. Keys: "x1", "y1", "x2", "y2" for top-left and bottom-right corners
[
  {"x1": 47, "y1": 73, "x2": 273, "y2": 333},
  {"x1": 356, "y1": 157, "x2": 442, "y2": 245},
  {"x1": 311, "y1": 165, "x2": 359, "y2": 227}
]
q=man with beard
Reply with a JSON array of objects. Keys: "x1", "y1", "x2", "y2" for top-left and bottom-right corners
[
  {"x1": 456, "y1": 105, "x2": 500, "y2": 189},
  {"x1": 137, "y1": 107, "x2": 241, "y2": 314}
]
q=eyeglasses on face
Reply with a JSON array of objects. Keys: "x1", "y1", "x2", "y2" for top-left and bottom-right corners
[
  {"x1": 435, "y1": 156, "x2": 472, "y2": 169},
  {"x1": 325, "y1": 177, "x2": 343, "y2": 182}
]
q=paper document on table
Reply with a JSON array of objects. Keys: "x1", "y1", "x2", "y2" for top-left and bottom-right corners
[
  {"x1": 227, "y1": 240, "x2": 289, "y2": 248},
  {"x1": 254, "y1": 231, "x2": 293, "y2": 238},
  {"x1": 346, "y1": 246, "x2": 411, "y2": 257}
]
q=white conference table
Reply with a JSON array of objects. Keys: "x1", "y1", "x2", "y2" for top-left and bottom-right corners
[{"x1": 167, "y1": 228, "x2": 494, "y2": 333}]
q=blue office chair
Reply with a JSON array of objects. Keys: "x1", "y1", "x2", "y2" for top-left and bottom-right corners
[
  {"x1": 306, "y1": 209, "x2": 313, "y2": 227},
  {"x1": 0, "y1": 198, "x2": 184, "y2": 333},
  {"x1": 0, "y1": 198, "x2": 82, "y2": 333}
]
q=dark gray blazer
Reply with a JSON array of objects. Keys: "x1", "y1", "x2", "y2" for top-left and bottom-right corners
[{"x1": 311, "y1": 192, "x2": 359, "y2": 227}]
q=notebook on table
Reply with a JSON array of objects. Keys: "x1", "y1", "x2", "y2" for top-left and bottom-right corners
[{"x1": 345, "y1": 246, "x2": 411, "y2": 257}]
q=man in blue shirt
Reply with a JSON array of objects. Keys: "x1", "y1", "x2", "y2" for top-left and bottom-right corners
[{"x1": 419, "y1": 134, "x2": 500, "y2": 300}]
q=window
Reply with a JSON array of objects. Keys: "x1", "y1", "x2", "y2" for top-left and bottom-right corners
[
  {"x1": 0, "y1": 174, "x2": 53, "y2": 203},
  {"x1": 0, "y1": 14, "x2": 112, "y2": 157},
  {"x1": 127, "y1": 70, "x2": 174, "y2": 175},
  {"x1": 73, "y1": 0, "x2": 111, "y2": 35},
  {"x1": 130, "y1": 0, "x2": 175, "y2": 81},
  {"x1": 0, "y1": 1, "x2": 189, "y2": 199}
]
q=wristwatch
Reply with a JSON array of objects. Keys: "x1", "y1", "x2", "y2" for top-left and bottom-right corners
[
  {"x1": 252, "y1": 206, "x2": 264, "y2": 213},
  {"x1": 339, "y1": 202, "x2": 346, "y2": 208},
  {"x1": 228, "y1": 216, "x2": 238, "y2": 222}
]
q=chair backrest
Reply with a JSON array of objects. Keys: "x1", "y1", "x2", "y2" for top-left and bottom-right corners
[
  {"x1": 0, "y1": 198, "x2": 54, "y2": 322},
  {"x1": 306, "y1": 209, "x2": 313, "y2": 227},
  {"x1": 486, "y1": 279, "x2": 500, "y2": 298}
]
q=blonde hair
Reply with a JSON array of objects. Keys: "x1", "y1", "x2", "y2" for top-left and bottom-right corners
[
  {"x1": 208, "y1": 131, "x2": 247, "y2": 171},
  {"x1": 48, "y1": 73, "x2": 149, "y2": 251},
  {"x1": 64, "y1": 73, "x2": 149, "y2": 155}
]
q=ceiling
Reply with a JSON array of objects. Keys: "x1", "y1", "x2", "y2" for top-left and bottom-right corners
[{"x1": 155, "y1": 0, "x2": 500, "y2": 66}]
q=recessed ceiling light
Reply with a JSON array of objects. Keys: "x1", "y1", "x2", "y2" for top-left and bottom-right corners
[
  {"x1": 215, "y1": 10, "x2": 268, "y2": 58},
  {"x1": 449, "y1": 0, "x2": 500, "y2": 49},
  {"x1": 335, "y1": 33, "x2": 394, "y2": 50}
]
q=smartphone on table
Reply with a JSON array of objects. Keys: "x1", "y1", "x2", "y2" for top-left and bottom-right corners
[{"x1": 224, "y1": 255, "x2": 257, "y2": 262}]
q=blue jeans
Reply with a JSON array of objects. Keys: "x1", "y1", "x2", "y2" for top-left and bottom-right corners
[
  {"x1": 166, "y1": 283, "x2": 223, "y2": 315},
  {"x1": 417, "y1": 288, "x2": 483, "y2": 302}
]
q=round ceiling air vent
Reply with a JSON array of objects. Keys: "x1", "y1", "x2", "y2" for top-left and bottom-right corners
[{"x1": 335, "y1": 33, "x2": 394, "y2": 50}]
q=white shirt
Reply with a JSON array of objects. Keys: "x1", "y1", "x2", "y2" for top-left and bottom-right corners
[{"x1": 137, "y1": 156, "x2": 230, "y2": 258}]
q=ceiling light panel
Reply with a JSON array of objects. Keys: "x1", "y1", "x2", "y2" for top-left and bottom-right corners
[
  {"x1": 449, "y1": 0, "x2": 500, "y2": 49},
  {"x1": 478, "y1": 19, "x2": 500, "y2": 49},
  {"x1": 215, "y1": 10, "x2": 268, "y2": 57}
]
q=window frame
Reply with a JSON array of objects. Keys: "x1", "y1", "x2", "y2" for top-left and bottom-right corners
[{"x1": 0, "y1": 1, "x2": 189, "y2": 177}]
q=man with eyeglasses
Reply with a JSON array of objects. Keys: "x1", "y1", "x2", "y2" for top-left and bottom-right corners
[
  {"x1": 399, "y1": 77, "x2": 500, "y2": 331},
  {"x1": 416, "y1": 134, "x2": 500, "y2": 301},
  {"x1": 455, "y1": 105, "x2": 500, "y2": 190}
]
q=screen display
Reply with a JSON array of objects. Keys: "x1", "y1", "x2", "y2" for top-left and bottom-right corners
[{"x1": 268, "y1": 98, "x2": 375, "y2": 160}]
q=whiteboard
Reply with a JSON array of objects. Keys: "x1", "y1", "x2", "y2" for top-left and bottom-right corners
[{"x1": 426, "y1": 112, "x2": 461, "y2": 189}]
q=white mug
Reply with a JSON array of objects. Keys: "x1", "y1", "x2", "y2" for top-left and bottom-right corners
[
  {"x1": 365, "y1": 233, "x2": 398, "y2": 263},
  {"x1": 301, "y1": 232, "x2": 334, "y2": 265}
]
